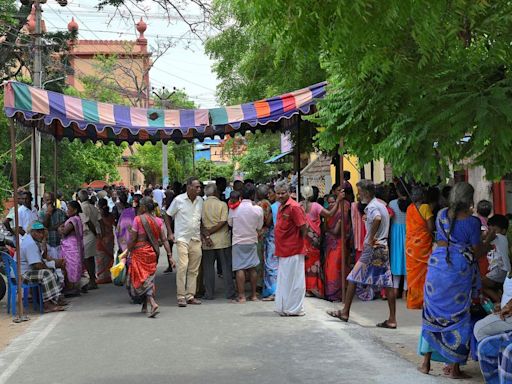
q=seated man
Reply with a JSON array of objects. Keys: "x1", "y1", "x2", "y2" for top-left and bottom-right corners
[
  {"x1": 20, "y1": 221, "x2": 66, "y2": 312},
  {"x1": 477, "y1": 331, "x2": 512, "y2": 384}
]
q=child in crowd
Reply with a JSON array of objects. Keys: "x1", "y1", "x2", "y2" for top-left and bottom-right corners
[
  {"x1": 476, "y1": 200, "x2": 493, "y2": 232},
  {"x1": 477, "y1": 200, "x2": 493, "y2": 276},
  {"x1": 228, "y1": 191, "x2": 241, "y2": 211},
  {"x1": 482, "y1": 214, "x2": 511, "y2": 303}
]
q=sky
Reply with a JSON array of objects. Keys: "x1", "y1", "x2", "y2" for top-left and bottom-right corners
[{"x1": 40, "y1": 0, "x2": 220, "y2": 108}]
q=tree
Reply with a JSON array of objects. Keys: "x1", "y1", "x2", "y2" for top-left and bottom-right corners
[
  {"x1": 237, "y1": 143, "x2": 278, "y2": 182},
  {"x1": 195, "y1": 158, "x2": 234, "y2": 181},
  {"x1": 205, "y1": 0, "x2": 324, "y2": 105},
  {"x1": 128, "y1": 87, "x2": 198, "y2": 184},
  {"x1": 205, "y1": 0, "x2": 324, "y2": 157},
  {"x1": 227, "y1": 1, "x2": 512, "y2": 182}
]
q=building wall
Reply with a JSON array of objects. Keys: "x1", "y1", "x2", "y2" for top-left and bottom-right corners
[
  {"x1": 67, "y1": 38, "x2": 150, "y2": 187},
  {"x1": 467, "y1": 166, "x2": 492, "y2": 207}
]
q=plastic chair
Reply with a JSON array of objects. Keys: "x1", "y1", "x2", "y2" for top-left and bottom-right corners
[{"x1": 1, "y1": 252, "x2": 44, "y2": 315}]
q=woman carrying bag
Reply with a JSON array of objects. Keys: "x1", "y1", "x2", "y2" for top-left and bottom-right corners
[{"x1": 123, "y1": 197, "x2": 174, "y2": 318}]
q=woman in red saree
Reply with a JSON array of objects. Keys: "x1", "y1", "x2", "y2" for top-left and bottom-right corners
[
  {"x1": 300, "y1": 186, "x2": 343, "y2": 299},
  {"x1": 405, "y1": 186, "x2": 434, "y2": 309},
  {"x1": 96, "y1": 198, "x2": 115, "y2": 284},
  {"x1": 324, "y1": 194, "x2": 351, "y2": 301},
  {"x1": 124, "y1": 197, "x2": 173, "y2": 318}
]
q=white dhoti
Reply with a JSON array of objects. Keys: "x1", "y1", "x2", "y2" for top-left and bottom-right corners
[
  {"x1": 83, "y1": 232, "x2": 97, "y2": 259},
  {"x1": 275, "y1": 254, "x2": 305, "y2": 316}
]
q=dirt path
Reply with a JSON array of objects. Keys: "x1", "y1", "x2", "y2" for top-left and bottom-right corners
[{"x1": 0, "y1": 299, "x2": 37, "y2": 352}]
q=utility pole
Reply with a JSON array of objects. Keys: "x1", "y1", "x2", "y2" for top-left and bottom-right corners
[
  {"x1": 30, "y1": 0, "x2": 42, "y2": 208},
  {"x1": 29, "y1": 0, "x2": 67, "y2": 207}
]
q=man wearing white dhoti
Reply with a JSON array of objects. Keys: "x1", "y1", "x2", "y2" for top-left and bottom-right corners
[{"x1": 274, "y1": 181, "x2": 308, "y2": 316}]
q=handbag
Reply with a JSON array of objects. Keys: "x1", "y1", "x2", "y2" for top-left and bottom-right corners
[{"x1": 112, "y1": 251, "x2": 127, "y2": 286}]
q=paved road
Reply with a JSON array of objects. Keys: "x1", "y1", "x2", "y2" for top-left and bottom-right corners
[{"x1": 0, "y1": 262, "x2": 447, "y2": 384}]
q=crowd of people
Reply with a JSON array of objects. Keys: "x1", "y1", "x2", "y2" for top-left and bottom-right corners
[{"x1": 2, "y1": 175, "x2": 512, "y2": 382}]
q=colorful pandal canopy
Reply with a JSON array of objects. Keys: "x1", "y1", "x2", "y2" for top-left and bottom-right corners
[{"x1": 3, "y1": 81, "x2": 327, "y2": 144}]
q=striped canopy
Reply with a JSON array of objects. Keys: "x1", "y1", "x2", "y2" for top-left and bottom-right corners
[{"x1": 3, "y1": 81, "x2": 326, "y2": 144}]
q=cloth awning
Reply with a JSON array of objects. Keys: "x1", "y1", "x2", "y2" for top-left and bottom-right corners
[
  {"x1": 3, "y1": 81, "x2": 326, "y2": 145},
  {"x1": 264, "y1": 150, "x2": 293, "y2": 164}
]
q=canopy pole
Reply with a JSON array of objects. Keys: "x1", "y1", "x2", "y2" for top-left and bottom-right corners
[
  {"x1": 296, "y1": 116, "x2": 301, "y2": 198},
  {"x1": 192, "y1": 142, "x2": 195, "y2": 174},
  {"x1": 340, "y1": 136, "x2": 347, "y2": 303},
  {"x1": 53, "y1": 140, "x2": 57, "y2": 195},
  {"x1": 32, "y1": 127, "x2": 39, "y2": 209},
  {"x1": 9, "y1": 120, "x2": 25, "y2": 322}
]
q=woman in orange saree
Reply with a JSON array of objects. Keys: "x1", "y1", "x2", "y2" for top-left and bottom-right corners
[
  {"x1": 125, "y1": 197, "x2": 173, "y2": 317},
  {"x1": 405, "y1": 186, "x2": 434, "y2": 309},
  {"x1": 324, "y1": 195, "x2": 351, "y2": 302}
]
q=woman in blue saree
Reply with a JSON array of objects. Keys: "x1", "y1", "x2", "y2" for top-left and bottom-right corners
[{"x1": 419, "y1": 182, "x2": 493, "y2": 379}]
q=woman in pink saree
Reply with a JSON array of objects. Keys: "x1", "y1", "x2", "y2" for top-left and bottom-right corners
[
  {"x1": 116, "y1": 195, "x2": 140, "y2": 253},
  {"x1": 58, "y1": 201, "x2": 84, "y2": 295}
]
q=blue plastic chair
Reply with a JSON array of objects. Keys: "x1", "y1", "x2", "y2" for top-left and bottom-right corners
[{"x1": 1, "y1": 252, "x2": 44, "y2": 315}]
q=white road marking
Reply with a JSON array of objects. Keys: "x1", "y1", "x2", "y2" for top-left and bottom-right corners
[{"x1": 0, "y1": 312, "x2": 66, "y2": 384}]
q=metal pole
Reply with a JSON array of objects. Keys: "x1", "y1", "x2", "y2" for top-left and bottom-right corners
[
  {"x1": 192, "y1": 141, "x2": 195, "y2": 174},
  {"x1": 30, "y1": 0, "x2": 42, "y2": 208},
  {"x1": 340, "y1": 136, "x2": 347, "y2": 303},
  {"x1": 53, "y1": 140, "x2": 57, "y2": 195},
  {"x1": 296, "y1": 116, "x2": 301, "y2": 198},
  {"x1": 9, "y1": 120, "x2": 25, "y2": 322},
  {"x1": 161, "y1": 100, "x2": 169, "y2": 188}
]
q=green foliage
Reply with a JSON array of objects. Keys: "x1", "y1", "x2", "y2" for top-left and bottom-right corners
[
  {"x1": 205, "y1": 0, "x2": 326, "y2": 159},
  {"x1": 195, "y1": 158, "x2": 234, "y2": 182},
  {"x1": 237, "y1": 144, "x2": 278, "y2": 182},
  {"x1": 205, "y1": 0, "x2": 325, "y2": 105},
  {"x1": 208, "y1": 0, "x2": 512, "y2": 183},
  {"x1": 129, "y1": 88, "x2": 198, "y2": 184},
  {"x1": 242, "y1": 0, "x2": 512, "y2": 182}
]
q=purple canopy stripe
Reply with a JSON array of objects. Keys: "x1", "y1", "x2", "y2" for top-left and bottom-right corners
[{"x1": 3, "y1": 81, "x2": 327, "y2": 144}]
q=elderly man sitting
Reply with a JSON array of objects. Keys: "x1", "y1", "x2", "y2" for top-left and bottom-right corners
[{"x1": 20, "y1": 221, "x2": 66, "y2": 312}]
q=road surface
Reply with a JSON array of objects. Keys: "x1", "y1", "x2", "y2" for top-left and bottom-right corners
[{"x1": 0, "y1": 263, "x2": 448, "y2": 384}]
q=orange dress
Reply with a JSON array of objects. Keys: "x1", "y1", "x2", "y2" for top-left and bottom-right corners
[{"x1": 405, "y1": 204, "x2": 433, "y2": 309}]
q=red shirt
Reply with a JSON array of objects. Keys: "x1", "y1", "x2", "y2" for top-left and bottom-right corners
[{"x1": 275, "y1": 198, "x2": 307, "y2": 257}]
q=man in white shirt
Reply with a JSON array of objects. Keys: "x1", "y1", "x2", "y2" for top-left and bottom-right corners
[
  {"x1": 4, "y1": 191, "x2": 38, "y2": 236},
  {"x1": 167, "y1": 177, "x2": 203, "y2": 307},
  {"x1": 152, "y1": 185, "x2": 164, "y2": 209},
  {"x1": 228, "y1": 184, "x2": 263, "y2": 303}
]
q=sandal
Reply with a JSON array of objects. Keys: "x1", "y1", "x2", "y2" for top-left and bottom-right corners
[
  {"x1": 376, "y1": 320, "x2": 397, "y2": 329},
  {"x1": 187, "y1": 298, "x2": 202, "y2": 305},
  {"x1": 326, "y1": 310, "x2": 348, "y2": 322},
  {"x1": 177, "y1": 298, "x2": 187, "y2": 307},
  {"x1": 148, "y1": 305, "x2": 159, "y2": 318}
]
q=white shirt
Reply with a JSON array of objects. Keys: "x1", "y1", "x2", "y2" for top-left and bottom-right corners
[
  {"x1": 364, "y1": 198, "x2": 390, "y2": 246},
  {"x1": 20, "y1": 234, "x2": 42, "y2": 275},
  {"x1": 167, "y1": 192, "x2": 203, "y2": 243},
  {"x1": 153, "y1": 188, "x2": 164, "y2": 209},
  {"x1": 7, "y1": 205, "x2": 38, "y2": 232},
  {"x1": 228, "y1": 200, "x2": 263, "y2": 245},
  {"x1": 107, "y1": 197, "x2": 115, "y2": 212},
  {"x1": 487, "y1": 234, "x2": 510, "y2": 272},
  {"x1": 502, "y1": 276, "x2": 512, "y2": 309}
]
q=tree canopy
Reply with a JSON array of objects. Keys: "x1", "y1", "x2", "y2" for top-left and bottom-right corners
[{"x1": 207, "y1": 1, "x2": 512, "y2": 183}]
